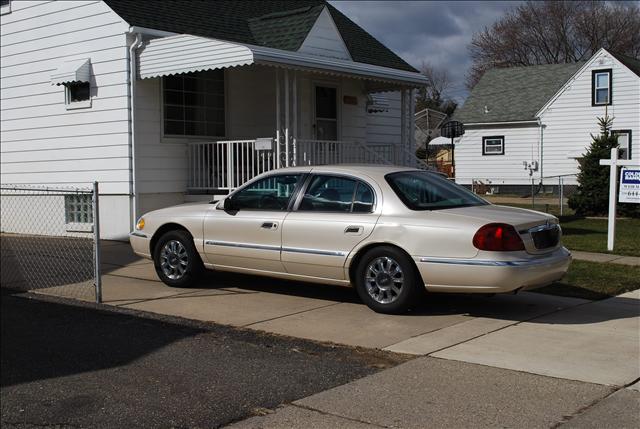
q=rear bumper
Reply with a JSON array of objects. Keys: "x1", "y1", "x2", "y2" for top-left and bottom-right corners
[
  {"x1": 129, "y1": 231, "x2": 152, "y2": 259},
  {"x1": 415, "y1": 247, "x2": 572, "y2": 293}
]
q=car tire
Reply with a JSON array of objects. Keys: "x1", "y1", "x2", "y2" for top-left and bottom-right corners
[
  {"x1": 354, "y1": 246, "x2": 423, "y2": 314},
  {"x1": 153, "y1": 230, "x2": 203, "y2": 288}
]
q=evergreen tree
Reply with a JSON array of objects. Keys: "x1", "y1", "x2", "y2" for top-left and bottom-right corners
[{"x1": 568, "y1": 115, "x2": 639, "y2": 218}]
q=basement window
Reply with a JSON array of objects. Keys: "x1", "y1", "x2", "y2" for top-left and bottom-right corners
[
  {"x1": 65, "y1": 194, "x2": 93, "y2": 224},
  {"x1": 482, "y1": 136, "x2": 504, "y2": 155},
  {"x1": 592, "y1": 69, "x2": 612, "y2": 106},
  {"x1": 65, "y1": 81, "x2": 91, "y2": 109}
]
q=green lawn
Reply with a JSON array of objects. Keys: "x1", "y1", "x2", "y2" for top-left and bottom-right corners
[
  {"x1": 535, "y1": 260, "x2": 640, "y2": 300},
  {"x1": 488, "y1": 201, "x2": 639, "y2": 257},
  {"x1": 560, "y1": 217, "x2": 640, "y2": 257}
]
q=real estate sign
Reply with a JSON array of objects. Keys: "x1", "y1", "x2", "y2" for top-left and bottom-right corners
[{"x1": 619, "y1": 168, "x2": 640, "y2": 204}]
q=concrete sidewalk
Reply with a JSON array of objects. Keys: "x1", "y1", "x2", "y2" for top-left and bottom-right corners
[
  {"x1": 571, "y1": 250, "x2": 640, "y2": 266},
  {"x1": 229, "y1": 358, "x2": 639, "y2": 429}
]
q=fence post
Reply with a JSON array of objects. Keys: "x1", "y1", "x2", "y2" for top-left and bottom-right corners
[
  {"x1": 92, "y1": 181, "x2": 102, "y2": 304},
  {"x1": 531, "y1": 178, "x2": 535, "y2": 208},
  {"x1": 559, "y1": 176, "x2": 564, "y2": 217}
]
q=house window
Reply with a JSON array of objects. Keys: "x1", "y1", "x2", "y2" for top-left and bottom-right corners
[
  {"x1": 163, "y1": 69, "x2": 225, "y2": 137},
  {"x1": 65, "y1": 194, "x2": 93, "y2": 224},
  {"x1": 1, "y1": 0, "x2": 11, "y2": 15},
  {"x1": 482, "y1": 136, "x2": 504, "y2": 155},
  {"x1": 592, "y1": 69, "x2": 612, "y2": 106},
  {"x1": 612, "y1": 130, "x2": 632, "y2": 160},
  {"x1": 65, "y1": 81, "x2": 90, "y2": 103}
]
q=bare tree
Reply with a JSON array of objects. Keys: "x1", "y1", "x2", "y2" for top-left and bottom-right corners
[
  {"x1": 467, "y1": 0, "x2": 640, "y2": 88},
  {"x1": 416, "y1": 62, "x2": 457, "y2": 115}
]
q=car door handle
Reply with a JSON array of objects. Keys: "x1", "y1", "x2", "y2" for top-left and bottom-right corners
[
  {"x1": 261, "y1": 222, "x2": 278, "y2": 230},
  {"x1": 344, "y1": 225, "x2": 363, "y2": 234}
]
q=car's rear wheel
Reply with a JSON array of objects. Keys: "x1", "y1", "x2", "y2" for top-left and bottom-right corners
[
  {"x1": 153, "y1": 230, "x2": 202, "y2": 287},
  {"x1": 354, "y1": 246, "x2": 423, "y2": 314}
]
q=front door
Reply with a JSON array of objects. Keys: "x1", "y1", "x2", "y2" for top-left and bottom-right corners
[
  {"x1": 203, "y1": 173, "x2": 305, "y2": 273},
  {"x1": 281, "y1": 174, "x2": 379, "y2": 280},
  {"x1": 314, "y1": 86, "x2": 338, "y2": 141}
]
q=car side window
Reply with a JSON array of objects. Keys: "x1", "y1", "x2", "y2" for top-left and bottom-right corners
[
  {"x1": 231, "y1": 174, "x2": 303, "y2": 211},
  {"x1": 352, "y1": 182, "x2": 374, "y2": 213},
  {"x1": 298, "y1": 175, "x2": 374, "y2": 213}
]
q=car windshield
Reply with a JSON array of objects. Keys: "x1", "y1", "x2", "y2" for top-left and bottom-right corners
[{"x1": 385, "y1": 171, "x2": 489, "y2": 211}]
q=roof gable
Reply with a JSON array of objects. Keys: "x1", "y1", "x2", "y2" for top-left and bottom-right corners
[
  {"x1": 535, "y1": 48, "x2": 640, "y2": 117},
  {"x1": 103, "y1": 0, "x2": 417, "y2": 73},
  {"x1": 454, "y1": 62, "x2": 583, "y2": 124},
  {"x1": 298, "y1": 6, "x2": 351, "y2": 60}
]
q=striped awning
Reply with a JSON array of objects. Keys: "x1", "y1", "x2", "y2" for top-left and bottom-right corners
[
  {"x1": 137, "y1": 34, "x2": 428, "y2": 87},
  {"x1": 50, "y1": 58, "x2": 91, "y2": 85},
  {"x1": 366, "y1": 94, "x2": 390, "y2": 113}
]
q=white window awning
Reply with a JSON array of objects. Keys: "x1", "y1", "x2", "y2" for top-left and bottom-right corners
[
  {"x1": 51, "y1": 58, "x2": 91, "y2": 86},
  {"x1": 366, "y1": 93, "x2": 390, "y2": 113},
  {"x1": 137, "y1": 34, "x2": 427, "y2": 87}
]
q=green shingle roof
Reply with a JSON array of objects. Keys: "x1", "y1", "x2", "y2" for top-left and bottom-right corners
[
  {"x1": 104, "y1": 0, "x2": 417, "y2": 73},
  {"x1": 454, "y1": 62, "x2": 584, "y2": 124}
]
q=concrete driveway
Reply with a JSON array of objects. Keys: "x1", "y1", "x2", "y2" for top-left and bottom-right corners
[{"x1": 39, "y1": 241, "x2": 640, "y2": 390}]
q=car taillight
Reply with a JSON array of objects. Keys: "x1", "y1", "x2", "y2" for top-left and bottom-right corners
[{"x1": 473, "y1": 223, "x2": 525, "y2": 251}]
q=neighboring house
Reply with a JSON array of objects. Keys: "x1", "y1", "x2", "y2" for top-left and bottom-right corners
[
  {"x1": 0, "y1": 0, "x2": 426, "y2": 239},
  {"x1": 422, "y1": 135, "x2": 454, "y2": 177},
  {"x1": 454, "y1": 48, "x2": 639, "y2": 193}
]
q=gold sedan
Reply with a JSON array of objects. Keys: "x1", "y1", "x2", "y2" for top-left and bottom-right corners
[{"x1": 130, "y1": 166, "x2": 571, "y2": 314}]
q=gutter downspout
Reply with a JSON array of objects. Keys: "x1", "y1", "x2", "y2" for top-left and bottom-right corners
[
  {"x1": 537, "y1": 117, "x2": 544, "y2": 185},
  {"x1": 127, "y1": 31, "x2": 143, "y2": 229}
]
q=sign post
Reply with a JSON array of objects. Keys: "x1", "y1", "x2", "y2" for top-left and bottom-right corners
[{"x1": 599, "y1": 148, "x2": 640, "y2": 251}]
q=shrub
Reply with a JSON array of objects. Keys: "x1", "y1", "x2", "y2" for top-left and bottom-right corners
[{"x1": 568, "y1": 115, "x2": 639, "y2": 218}]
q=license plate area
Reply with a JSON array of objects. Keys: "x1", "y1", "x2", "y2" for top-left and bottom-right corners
[{"x1": 531, "y1": 225, "x2": 560, "y2": 250}]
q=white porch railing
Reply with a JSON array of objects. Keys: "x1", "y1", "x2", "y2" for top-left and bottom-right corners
[
  {"x1": 188, "y1": 138, "x2": 432, "y2": 192},
  {"x1": 188, "y1": 140, "x2": 276, "y2": 191}
]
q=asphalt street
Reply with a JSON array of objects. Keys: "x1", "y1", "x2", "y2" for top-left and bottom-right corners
[{"x1": 1, "y1": 289, "x2": 408, "y2": 428}]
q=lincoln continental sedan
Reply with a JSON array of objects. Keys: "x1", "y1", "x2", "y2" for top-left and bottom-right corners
[{"x1": 129, "y1": 165, "x2": 571, "y2": 313}]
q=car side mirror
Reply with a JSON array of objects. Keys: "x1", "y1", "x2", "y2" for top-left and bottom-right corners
[{"x1": 223, "y1": 197, "x2": 237, "y2": 211}]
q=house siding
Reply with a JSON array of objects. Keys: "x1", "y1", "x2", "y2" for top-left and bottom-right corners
[
  {"x1": 455, "y1": 125, "x2": 541, "y2": 186},
  {"x1": 0, "y1": 0, "x2": 132, "y2": 239},
  {"x1": 298, "y1": 7, "x2": 351, "y2": 61},
  {"x1": 538, "y1": 51, "x2": 640, "y2": 184},
  {"x1": 366, "y1": 91, "x2": 401, "y2": 146}
]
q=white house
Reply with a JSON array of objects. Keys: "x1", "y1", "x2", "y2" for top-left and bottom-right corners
[
  {"x1": 454, "y1": 48, "x2": 640, "y2": 194},
  {"x1": 0, "y1": 0, "x2": 427, "y2": 239}
]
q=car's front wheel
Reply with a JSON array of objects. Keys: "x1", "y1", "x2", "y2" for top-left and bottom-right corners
[
  {"x1": 153, "y1": 230, "x2": 202, "y2": 287},
  {"x1": 354, "y1": 246, "x2": 423, "y2": 314}
]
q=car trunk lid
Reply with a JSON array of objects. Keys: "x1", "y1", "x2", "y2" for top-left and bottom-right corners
[{"x1": 440, "y1": 204, "x2": 561, "y2": 254}]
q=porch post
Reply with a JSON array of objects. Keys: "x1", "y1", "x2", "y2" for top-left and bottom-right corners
[
  {"x1": 284, "y1": 69, "x2": 290, "y2": 167},
  {"x1": 275, "y1": 69, "x2": 281, "y2": 168},
  {"x1": 409, "y1": 89, "x2": 415, "y2": 166},
  {"x1": 292, "y1": 71, "x2": 298, "y2": 166},
  {"x1": 400, "y1": 89, "x2": 406, "y2": 165}
]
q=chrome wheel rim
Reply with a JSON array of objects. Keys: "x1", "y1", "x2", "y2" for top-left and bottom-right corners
[
  {"x1": 365, "y1": 257, "x2": 404, "y2": 304},
  {"x1": 160, "y1": 240, "x2": 188, "y2": 280}
]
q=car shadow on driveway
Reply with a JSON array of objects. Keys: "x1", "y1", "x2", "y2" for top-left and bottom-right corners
[{"x1": 187, "y1": 269, "x2": 639, "y2": 327}]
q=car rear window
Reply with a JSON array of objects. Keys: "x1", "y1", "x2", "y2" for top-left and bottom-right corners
[{"x1": 385, "y1": 171, "x2": 488, "y2": 211}]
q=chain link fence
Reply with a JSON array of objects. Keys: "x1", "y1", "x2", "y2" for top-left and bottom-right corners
[
  {"x1": 0, "y1": 183, "x2": 101, "y2": 302},
  {"x1": 469, "y1": 175, "x2": 578, "y2": 216}
]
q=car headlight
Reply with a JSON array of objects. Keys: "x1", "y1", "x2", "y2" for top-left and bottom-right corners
[{"x1": 135, "y1": 217, "x2": 145, "y2": 230}]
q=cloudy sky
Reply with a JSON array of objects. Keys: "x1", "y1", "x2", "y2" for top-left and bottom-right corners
[{"x1": 329, "y1": 1, "x2": 520, "y2": 103}]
